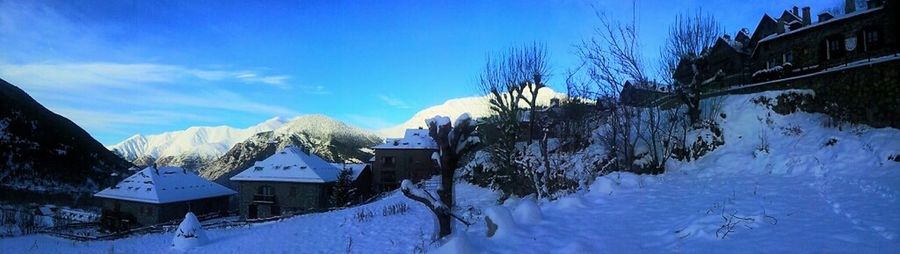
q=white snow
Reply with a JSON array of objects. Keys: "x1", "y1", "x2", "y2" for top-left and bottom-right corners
[
  {"x1": 512, "y1": 199, "x2": 542, "y2": 225},
  {"x1": 230, "y1": 146, "x2": 340, "y2": 183},
  {"x1": 94, "y1": 166, "x2": 236, "y2": 204},
  {"x1": 373, "y1": 128, "x2": 438, "y2": 150},
  {"x1": 108, "y1": 116, "x2": 289, "y2": 161},
  {"x1": 172, "y1": 212, "x2": 208, "y2": 251}
]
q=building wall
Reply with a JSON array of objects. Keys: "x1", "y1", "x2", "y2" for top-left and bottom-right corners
[
  {"x1": 99, "y1": 195, "x2": 230, "y2": 227},
  {"x1": 752, "y1": 7, "x2": 896, "y2": 81},
  {"x1": 236, "y1": 181, "x2": 333, "y2": 220},
  {"x1": 372, "y1": 148, "x2": 438, "y2": 192}
]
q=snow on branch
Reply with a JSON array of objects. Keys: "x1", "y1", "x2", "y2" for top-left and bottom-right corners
[{"x1": 400, "y1": 180, "x2": 447, "y2": 212}]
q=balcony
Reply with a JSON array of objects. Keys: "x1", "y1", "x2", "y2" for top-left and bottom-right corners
[{"x1": 253, "y1": 194, "x2": 276, "y2": 204}]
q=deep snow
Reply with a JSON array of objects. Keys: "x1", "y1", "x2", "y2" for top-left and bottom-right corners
[{"x1": 2, "y1": 90, "x2": 899, "y2": 253}]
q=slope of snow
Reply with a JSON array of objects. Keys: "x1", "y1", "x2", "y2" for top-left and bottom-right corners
[
  {"x1": 378, "y1": 87, "x2": 567, "y2": 138},
  {"x1": 108, "y1": 117, "x2": 289, "y2": 161}
]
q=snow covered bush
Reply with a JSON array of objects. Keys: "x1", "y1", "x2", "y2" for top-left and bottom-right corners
[{"x1": 172, "y1": 212, "x2": 207, "y2": 251}]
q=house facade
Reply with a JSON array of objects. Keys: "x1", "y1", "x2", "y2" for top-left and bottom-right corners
[
  {"x1": 230, "y1": 146, "x2": 341, "y2": 220},
  {"x1": 372, "y1": 129, "x2": 438, "y2": 192},
  {"x1": 672, "y1": 0, "x2": 897, "y2": 89},
  {"x1": 94, "y1": 166, "x2": 235, "y2": 229}
]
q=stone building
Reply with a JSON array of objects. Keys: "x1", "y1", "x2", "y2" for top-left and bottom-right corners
[
  {"x1": 751, "y1": 0, "x2": 896, "y2": 82},
  {"x1": 94, "y1": 166, "x2": 235, "y2": 228},
  {"x1": 230, "y1": 146, "x2": 344, "y2": 220},
  {"x1": 371, "y1": 128, "x2": 438, "y2": 192},
  {"x1": 673, "y1": 0, "x2": 897, "y2": 89}
]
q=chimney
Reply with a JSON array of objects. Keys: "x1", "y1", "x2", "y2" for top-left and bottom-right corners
[
  {"x1": 792, "y1": 6, "x2": 799, "y2": 16},
  {"x1": 818, "y1": 12, "x2": 834, "y2": 22},
  {"x1": 845, "y1": 0, "x2": 856, "y2": 14},
  {"x1": 802, "y1": 7, "x2": 811, "y2": 25}
]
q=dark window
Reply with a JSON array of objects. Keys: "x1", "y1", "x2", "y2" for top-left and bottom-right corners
[
  {"x1": 383, "y1": 156, "x2": 395, "y2": 167},
  {"x1": 865, "y1": 30, "x2": 880, "y2": 50},
  {"x1": 289, "y1": 186, "x2": 297, "y2": 197},
  {"x1": 258, "y1": 185, "x2": 274, "y2": 196},
  {"x1": 825, "y1": 36, "x2": 845, "y2": 60},
  {"x1": 783, "y1": 51, "x2": 794, "y2": 64}
]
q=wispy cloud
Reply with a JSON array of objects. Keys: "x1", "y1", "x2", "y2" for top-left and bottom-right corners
[
  {"x1": 0, "y1": 62, "x2": 296, "y2": 89},
  {"x1": 377, "y1": 94, "x2": 409, "y2": 109}
]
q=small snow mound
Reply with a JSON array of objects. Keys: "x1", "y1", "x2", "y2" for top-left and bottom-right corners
[
  {"x1": 172, "y1": 212, "x2": 208, "y2": 251},
  {"x1": 641, "y1": 175, "x2": 660, "y2": 185},
  {"x1": 555, "y1": 194, "x2": 589, "y2": 209},
  {"x1": 433, "y1": 232, "x2": 477, "y2": 254},
  {"x1": 484, "y1": 206, "x2": 518, "y2": 239},
  {"x1": 513, "y1": 199, "x2": 542, "y2": 224},
  {"x1": 558, "y1": 240, "x2": 595, "y2": 254},
  {"x1": 587, "y1": 176, "x2": 617, "y2": 198},
  {"x1": 617, "y1": 172, "x2": 641, "y2": 189}
]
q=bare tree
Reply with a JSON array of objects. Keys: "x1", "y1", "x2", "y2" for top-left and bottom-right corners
[
  {"x1": 401, "y1": 114, "x2": 479, "y2": 239},
  {"x1": 478, "y1": 43, "x2": 550, "y2": 143},
  {"x1": 570, "y1": 10, "x2": 648, "y2": 172},
  {"x1": 659, "y1": 9, "x2": 722, "y2": 126},
  {"x1": 477, "y1": 43, "x2": 551, "y2": 197}
]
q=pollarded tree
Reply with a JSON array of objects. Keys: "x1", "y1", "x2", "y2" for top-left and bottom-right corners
[{"x1": 401, "y1": 114, "x2": 479, "y2": 240}]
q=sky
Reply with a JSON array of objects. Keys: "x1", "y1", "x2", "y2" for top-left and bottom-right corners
[{"x1": 0, "y1": 0, "x2": 844, "y2": 145}]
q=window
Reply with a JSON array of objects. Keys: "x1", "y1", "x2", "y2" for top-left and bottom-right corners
[
  {"x1": 289, "y1": 186, "x2": 297, "y2": 197},
  {"x1": 258, "y1": 185, "x2": 274, "y2": 196},
  {"x1": 783, "y1": 51, "x2": 794, "y2": 64},
  {"x1": 865, "y1": 30, "x2": 880, "y2": 51},
  {"x1": 383, "y1": 156, "x2": 395, "y2": 167},
  {"x1": 825, "y1": 37, "x2": 844, "y2": 60}
]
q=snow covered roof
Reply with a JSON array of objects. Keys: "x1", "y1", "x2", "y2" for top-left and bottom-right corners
[
  {"x1": 373, "y1": 128, "x2": 438, "y2": 150},
  {"x1": 94, "y1": 166, "x2": 236, "y2": 204},
  {"x1": 331, "y1": 163, "x2": 369, "y2": 181},
  {"x1": 230, "y1": 146, "x2": 340, "y2": 183},
  {"x1": 758, "y1": 6, "x2": 883, "y2": 44}
]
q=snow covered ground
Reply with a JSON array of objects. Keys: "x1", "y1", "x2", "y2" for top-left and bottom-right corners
[{"x1": 2, "y1": 90, "x2": 898, "y2": 253}]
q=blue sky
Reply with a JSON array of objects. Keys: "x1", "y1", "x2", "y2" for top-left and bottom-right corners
[{"x1": 0, "y1": 0, "x2": 842, "y2": 145}]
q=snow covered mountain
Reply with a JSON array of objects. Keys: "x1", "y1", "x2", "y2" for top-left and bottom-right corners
[
  {"x1": 378, "y1": 87, "x2": 568, "y2": 138},
  {"x1": 0, "y1": 78, "x2": 131, "y2": 199},
  {"x1": 107, "y1": 117, "x2": 290, "y2": 170},
  {"x1": 199, "y1": 114, "x2": 382, "y2": 186}
]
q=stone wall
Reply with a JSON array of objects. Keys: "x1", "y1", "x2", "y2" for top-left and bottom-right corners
[
  {"x1": 710, "y1": 57, "x2": 900, "y2": 128},
  {"x1": 372, "y1": 149, "x2": 437, "y2": 192},
  {"x1": 99, "y1": 195, "x2": 230, "y2": 226},
  {"x1": 235, "y1": 181, "x2": 331, "y2": 220}
]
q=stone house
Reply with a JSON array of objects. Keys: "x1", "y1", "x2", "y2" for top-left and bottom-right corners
[
  {"x1": 230, "y1": 146, "x2": 345, "y2": 220},
  {"x1": 751, "y1": 0, "x2": 896, "y2": 82},
  {"x1": 674, "y1": 0, "x2": 897, "y2": 88},
  {"x1": 94, "y1": 166, "x2": 235, "y2": 228},
  {"x1": 372, "y1": 129, "x2": 438, "y2": 192}
]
